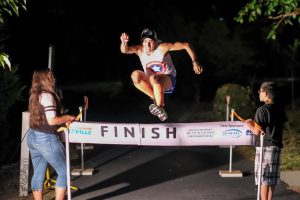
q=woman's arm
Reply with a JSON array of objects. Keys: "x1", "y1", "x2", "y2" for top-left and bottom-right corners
[{"x1": 47, "y1": 115, "x2": 76, "y2": 126}]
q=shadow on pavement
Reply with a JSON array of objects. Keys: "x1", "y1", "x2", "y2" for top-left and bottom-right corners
[{"x1": 72, "y1": 146, "x2": 239, "y2": 199}]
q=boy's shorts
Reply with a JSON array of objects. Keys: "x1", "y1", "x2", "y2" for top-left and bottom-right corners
[{"x1": 255, "y1": 146, "x2": 281, "y2": 186}]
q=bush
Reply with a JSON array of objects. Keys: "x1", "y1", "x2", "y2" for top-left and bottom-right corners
[
  {"x1": 0, "y1": 67, "x2": 25, "y2": 165},
  {"x1": 213, "y1": 83, "x2": 256, "y2": 121}
]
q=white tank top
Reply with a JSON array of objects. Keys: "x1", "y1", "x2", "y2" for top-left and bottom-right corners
[{"x1": 139, "y1": 47, "x2": 176, "y2": 77}]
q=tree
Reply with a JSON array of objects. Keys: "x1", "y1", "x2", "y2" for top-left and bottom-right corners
[
  {"x1": 0, "y1": 0, "x2": 26, "y2": 70},
  {"x1": 0, "y1": 53, "x2": 11, "y2": 70},
  {"x1": 197, "y1": 18, "x2": 255, "y2": 82},
  {"x1": 0, "y1": 0, "x2": 26, "y2": 165},
  {"x1": 235, "y1": 0, "x2": 300, "y2": 40},
  {"x1": 0, "y1": 0, "x2": 26, "y2": 23}
]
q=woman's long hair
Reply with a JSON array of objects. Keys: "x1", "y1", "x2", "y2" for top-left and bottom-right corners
[{"x1": 28, "y1": 69, "x2": 60, "y2": 128}]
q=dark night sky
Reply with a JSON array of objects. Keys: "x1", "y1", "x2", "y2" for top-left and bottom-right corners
[
  {"x1": 5, "y1": 0, "x2": 299, "y2": 104},
  {"x1": 6, "y1": 1, "x2": 242, "y2": 82}
]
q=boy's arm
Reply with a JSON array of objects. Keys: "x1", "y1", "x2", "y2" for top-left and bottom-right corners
[{"x1": 245, "y1": 119, "x2": 264, "y2": 135}]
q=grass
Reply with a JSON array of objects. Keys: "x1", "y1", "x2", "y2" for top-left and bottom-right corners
[
  {"x1": 237, "y1": 105, "x2": 300, "y2": 171},
  {"x1": 237, "y1": 128, "x2": 300, "y2": 171}
]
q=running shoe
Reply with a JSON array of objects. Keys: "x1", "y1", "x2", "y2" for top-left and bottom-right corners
[
  {"x1": 149, "y1": 104, "x2": 160, "y2": 115},
  {"x1": 157, "y1": 109, "x2": 168, "y2": 121},
  {"x1": 149, "y1": 104, "x2": 168, "y2": 121}
]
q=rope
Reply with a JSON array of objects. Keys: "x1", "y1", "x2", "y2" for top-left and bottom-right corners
[
  {"x1": 232, "y1": 111, "x2": 265, "y2": 199},
  {"x1": 232, "y1": 111, "x2": 264, "y2": 133},
  {"x1": 57, "y1": 112, "x2": 82, "y2": 132}
]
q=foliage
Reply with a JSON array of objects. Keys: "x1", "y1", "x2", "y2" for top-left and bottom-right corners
[
  {"x1": 197, "y1": 18, "x2": 256, "y2": 82},
  {"x1": 0, "y1": 52, "x2": 11, "y2": 70},
  {"x1": 281, "y1": 130, "x2": 300, "y2": 170},
  {"x1": 0, "y1": 66, "x2": 25, "y2": 164},
  {"x1": 237, "y1": 129, "x2": 300, "y2": 171},
  {"x1": 235, "y1": 0, "x2": 300, "y2": 40},
  {"x1": 213, "y1": 83, "x2": 256, "y2": 121},
  {"x1": 0, "y1": 0, "x2": 26, "y2": 24},
  {"x1": 0, "y1": 0, "x2": 26, "y2": 70}
]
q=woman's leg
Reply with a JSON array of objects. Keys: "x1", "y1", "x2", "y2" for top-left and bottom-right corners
[
  {"x1": 55, "y1": 187, "x2": 66, "y2": 200},
  {"x1": 42, "y1": 134, "x2": 67, "y2": 200},
  {"x1": 27, "y1": 129, "x2": 48, "y2": 199}
]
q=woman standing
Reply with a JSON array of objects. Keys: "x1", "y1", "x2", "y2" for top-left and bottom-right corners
[{"x1": 27, "y1": 69, "x2": 76, "y2": 200}]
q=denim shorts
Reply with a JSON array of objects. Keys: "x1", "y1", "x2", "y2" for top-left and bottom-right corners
[{"x1": 27, "y1": 128, "x2": 67, "y2": 190}]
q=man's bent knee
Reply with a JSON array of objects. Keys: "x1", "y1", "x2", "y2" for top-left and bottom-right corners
[
  {"x1": 150, "y1": 75, "x2": 164, "y2": 85},
  {"x1": 131, "y1": 70, "x2": 144, "y2": 83}
]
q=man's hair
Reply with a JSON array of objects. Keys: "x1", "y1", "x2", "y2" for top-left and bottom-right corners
[
  {"x1": 140, "y1": 28, "x2": 157, "y2": 42},
  {"x1": 260, "y1": 81, "x2": 280, "y2": 102}
]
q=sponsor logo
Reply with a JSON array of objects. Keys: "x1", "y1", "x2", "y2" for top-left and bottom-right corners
[
  {"x1": 223, "y1": 129, "x2": 242, "y2": 138},
  {"x1": 246, "y1": 130, "x2": 254, "y2": 135},
  {"x1": 69, "y1": 127, "x2": 92, "y2": 135}
]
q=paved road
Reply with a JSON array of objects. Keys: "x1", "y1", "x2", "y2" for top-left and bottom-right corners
[{"x1": 69, "y1": 145, "x2": 300, "y2": 200}]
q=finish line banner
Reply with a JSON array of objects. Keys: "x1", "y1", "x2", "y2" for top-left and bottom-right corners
[{"x1": 63, "y1": 121, "x2": 254, "y2": 146}]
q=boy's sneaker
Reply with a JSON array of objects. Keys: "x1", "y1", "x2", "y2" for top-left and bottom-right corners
[{"x1": 149, "y1": 104, "x2": 168, "y2": 121}]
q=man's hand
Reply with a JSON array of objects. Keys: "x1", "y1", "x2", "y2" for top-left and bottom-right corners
[
  {"x1": 120, "y1": 32, "x2": 129, "y2": 43},
  {"x1": 193, "y1": 62, "x2": 203, "y2": 74}
]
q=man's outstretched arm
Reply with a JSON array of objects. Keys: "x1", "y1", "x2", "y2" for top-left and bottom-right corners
[
  {"x1": 120, "y1": 32, "x2": 140, "y2": 55},
  {"x1": 160, "y1": 42, "x2": 203, "y2": 74}
]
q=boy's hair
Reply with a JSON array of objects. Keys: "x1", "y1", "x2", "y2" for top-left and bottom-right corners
[{"x1": 260, "y1": 81, "x2": 279, "y2": 102}]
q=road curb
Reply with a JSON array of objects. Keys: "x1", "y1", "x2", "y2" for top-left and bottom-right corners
[{"x1": 281, "y1": 171, "x2": 300, "y2": 187}]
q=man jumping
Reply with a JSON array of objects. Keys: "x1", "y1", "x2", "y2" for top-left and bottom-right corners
[{"x1": 120, "y1": 28, "x2": 203, "y2": 121}]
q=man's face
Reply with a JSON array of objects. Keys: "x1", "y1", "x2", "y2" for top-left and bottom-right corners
[{"x1": 142, "y1": 38, "x2": 156, "y2": 53}]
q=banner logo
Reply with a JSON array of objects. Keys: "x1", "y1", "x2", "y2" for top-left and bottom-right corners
[
  {"x1": 70, "y1": 127, "x2": 92, "y2": 135},
  {"x1": 223, "y1": 129, "x2": 242, "y2": 138}
]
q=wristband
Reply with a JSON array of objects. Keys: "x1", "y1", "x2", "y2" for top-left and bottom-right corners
[{"x1": 192, "y1": 60, "x2": 199, "y2": 65}]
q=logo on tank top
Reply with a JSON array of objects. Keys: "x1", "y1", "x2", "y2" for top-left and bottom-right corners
[{"x1": 146, "y1": 61, "x2": 167, "y2": 74}]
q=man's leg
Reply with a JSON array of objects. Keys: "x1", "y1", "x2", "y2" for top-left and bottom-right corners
[
  {"x1": 148, "y1": 75, "x2": 172, "y2": 121},
  {"x1": 131, "y1": 70, "x2": 154, "y2": 99},
  {"x1": 149, "y1": 75, "x2": 172, "y2": 107}
]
